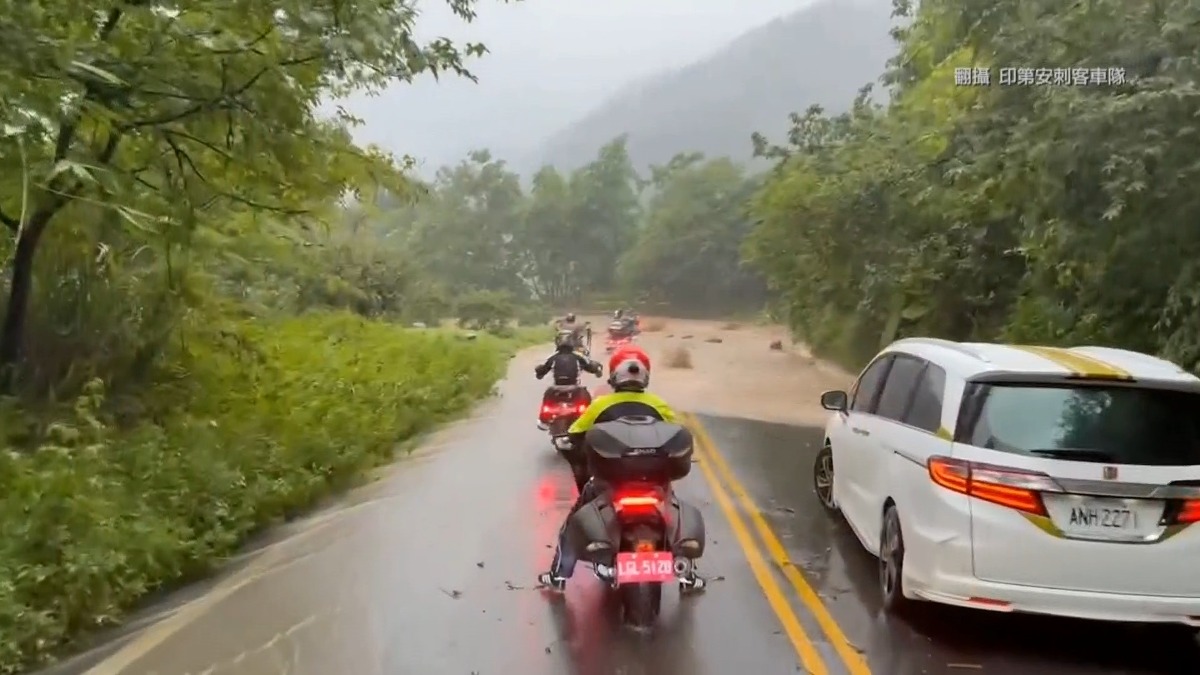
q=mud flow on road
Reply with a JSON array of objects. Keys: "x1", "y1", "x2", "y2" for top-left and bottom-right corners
[{"x1": 47, "y1": 318, "x2": 1200, "y2": 675}]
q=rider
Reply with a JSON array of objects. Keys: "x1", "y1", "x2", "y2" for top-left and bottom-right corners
[
  {"x1": 535, "y1": 332, "x2": 602, "y2": 424},
  {"x1": 536, "y1": 349, "x2": 705, "y2": 593},
  {"x1": 556, "y1": 312, "x2": 589, "y2": 352}
]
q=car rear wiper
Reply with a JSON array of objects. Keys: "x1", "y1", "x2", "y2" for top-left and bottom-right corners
[{"x1": 1027, "y1": 448, "x2": 1116, "y2": 462}]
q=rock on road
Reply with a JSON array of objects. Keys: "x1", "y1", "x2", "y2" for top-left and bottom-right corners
[{"x1": 44, "y1": 320, "x2": 1200, "y2": 675}]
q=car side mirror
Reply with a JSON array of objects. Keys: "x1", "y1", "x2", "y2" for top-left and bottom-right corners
[{"x1": 820, "y1": 390, "x2": 849, "y2": 412}]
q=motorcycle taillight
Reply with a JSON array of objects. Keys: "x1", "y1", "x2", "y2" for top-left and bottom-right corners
[{"x1": 613, "y1": 484, "x2": 666, "y2": 516}]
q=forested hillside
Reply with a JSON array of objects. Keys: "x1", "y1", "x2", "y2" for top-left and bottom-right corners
[{"x1": 530, "y1": 0, "x2": 896, "y2": 172}]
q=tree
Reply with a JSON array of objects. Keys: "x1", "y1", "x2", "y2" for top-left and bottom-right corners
[
  {"x1": 745, "y1": 0, "x2": 1200, "y2": 372},
  {"x1": 0, "y1": 0, "x2": 495, "y2": 387},
  {"x1": 519, "y1": 165, "x2": 584, "y2": 303},
  {"x1": 620, "y1": 153, "x2": 765, "y2": 314},
  {"x1": 406, "y1": 150, "x2": 528, "y2": 297},
  {"x1": 565, "y1": 136, "x2": 642, "y2": 290}
]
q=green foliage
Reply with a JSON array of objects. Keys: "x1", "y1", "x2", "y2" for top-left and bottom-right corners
[
  {"x1": 618, "y1": 154, "x2": 766, "y2": 314},
  {"x1": 0, "y1": 0, "x2": 507, "y2": 377},
  {"x1": 0, "y1": 0, "x2": 542, "y2": 669},
  {"x1": 375, "y1": 139, "x2": 764, "y2": 316},
  {"x1": 0, "y1": 312, "x2": 523, "y2": 672},
  {"x1": 455, "y1": 289, "x2": 516, "y2": 332},
  {"x1": 514, "y1": 304, "x2": 554, "y2": 327},
  {"x1": 380, "y1": 138, "x2": 644, "y2": 307},
  {"x1": 745, "y1": 0, "x2": 1200, "y2": 372}
]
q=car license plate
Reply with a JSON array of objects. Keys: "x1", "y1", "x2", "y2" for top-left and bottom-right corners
[
  {"x1": 614, "y1": 551, "x2": 674, "y2": 585},
  {"x1": 1043, "y1": 495, "x2": 1164, "y2": 540}
]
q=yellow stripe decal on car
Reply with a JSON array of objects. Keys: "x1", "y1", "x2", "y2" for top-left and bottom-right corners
[{"x1": 1010, "y1": 345, "x2": 1133, "y2": 380}]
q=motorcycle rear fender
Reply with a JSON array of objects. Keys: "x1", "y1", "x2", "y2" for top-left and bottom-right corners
[{"x1": 671, "y1": 499, "x2": 706, "y2": 558}]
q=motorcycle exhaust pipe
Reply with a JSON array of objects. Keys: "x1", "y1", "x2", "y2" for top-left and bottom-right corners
[{"x1": 673, "y1": 557, "x2": 692, "y2": 577}]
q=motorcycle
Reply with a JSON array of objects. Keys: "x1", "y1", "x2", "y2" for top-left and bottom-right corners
[
  {"x1": 605, "y1": 322, "x2": 635, "y2": 353},
  {"x1": 563, "y1": 416, "x2": 706, "y2": 628},
  {"x1": 557, "y1": 325, "x2": 591, "y2": 356},
  {"x1": 539, "y1": 384, "x2": 591, "y2": 458}
]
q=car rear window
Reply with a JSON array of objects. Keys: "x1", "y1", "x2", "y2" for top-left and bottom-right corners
[{"x1": 967, "y1": 383, "x2": 1200, "y2": 466}]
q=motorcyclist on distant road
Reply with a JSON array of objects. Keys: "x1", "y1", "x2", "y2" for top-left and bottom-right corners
[
  {"x1": 555, "y1": 312, "x2": 590, "y2": 353},
  {"x1": 607, "y1": 308, "x2": 638, "y2": 341},
  {"x1": 536, "y1": 348, "x2": 706, "y2": 593}
]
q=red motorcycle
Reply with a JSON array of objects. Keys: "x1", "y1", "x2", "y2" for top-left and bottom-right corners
[{"x1": 605, "y1": 325, "x2": 635, "y2": 354}]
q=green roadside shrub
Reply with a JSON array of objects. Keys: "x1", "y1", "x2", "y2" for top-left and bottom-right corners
[
  {"x1": 0, "y1": 311, "x2": 520, "y2": 673},
  {"x1": 514, "y1": 305, "x2": 553, "y2": 327},
  {"x1": 455, "y1": 290, "x2": 515, "y2": 331}
]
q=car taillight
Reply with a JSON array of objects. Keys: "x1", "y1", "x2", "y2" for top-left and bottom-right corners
[
  {"x1": 927, "y1": 456, "x2": 1054, "y2": 516},
  {"x1": 575, "y1": 402, "x2": 587, "y2": 414},
  {"x1": 1177, "y1": 499, "x2": 1200, "y2": 524}
]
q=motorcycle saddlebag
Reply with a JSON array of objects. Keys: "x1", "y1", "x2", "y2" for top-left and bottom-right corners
[
  {"x1": 670, "y1": 498, "x2": 706, "y2": 558},
  {"x1": 564, "y1": 496, "x2": 621, "y2": 563},
  {"x1": 584, "y1": 417, "x2": 694, "y2": 484}
]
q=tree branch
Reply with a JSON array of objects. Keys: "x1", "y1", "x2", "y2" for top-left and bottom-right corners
[{"x1": 120, "y1": 68, "x2": 269, "y2": 130}]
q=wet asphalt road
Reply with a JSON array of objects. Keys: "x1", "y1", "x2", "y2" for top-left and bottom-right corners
[{"x1": 54, "y1": 357, "x2": 1200, "y2": 675}]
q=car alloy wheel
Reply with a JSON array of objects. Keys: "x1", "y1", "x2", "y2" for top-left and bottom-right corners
[
  {"x1": 879, "y1": 505, "x2": 908, "y2": 613},
  {"x1": 813, "y1": 446, "x2": 837, "y2": 512}
]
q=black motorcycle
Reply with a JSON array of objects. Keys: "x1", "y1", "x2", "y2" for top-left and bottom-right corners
[
  {"x1": 539, "y1": 384, "x2": 591, "y2": 458},
  {"x1": 563, "y1": 416, "x2": 706, "y2": 627}
]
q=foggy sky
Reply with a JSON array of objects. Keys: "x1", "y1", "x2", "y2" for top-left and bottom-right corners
[{"x1": 337, "y1": 0, "x2": 816, "y2": 175}]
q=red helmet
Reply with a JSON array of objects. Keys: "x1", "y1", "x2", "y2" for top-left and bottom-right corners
[{"x1": 609, "y1": 345, "x2": 650, "y2": 374}]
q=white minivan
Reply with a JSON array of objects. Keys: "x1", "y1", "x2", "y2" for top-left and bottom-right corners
[{"x1": 815, "y1": 338, "x2": 1200, "y2": 628}]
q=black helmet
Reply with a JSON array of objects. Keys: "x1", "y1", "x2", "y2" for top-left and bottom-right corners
[{"x1": 556, "y1": 341, "x2": 574, "y2": 353}]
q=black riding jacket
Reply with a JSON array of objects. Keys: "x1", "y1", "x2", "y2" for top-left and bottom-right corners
[{"x1": 536, "y1": 351, "x2": 600, "y2": 385}]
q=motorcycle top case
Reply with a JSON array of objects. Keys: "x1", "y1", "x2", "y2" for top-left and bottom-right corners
[{"x1": 584, "y1": 417, "x2": 693, "y2": 483}]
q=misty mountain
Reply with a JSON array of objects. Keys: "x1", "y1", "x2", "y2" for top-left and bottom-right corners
[{"x1": 527, "y1": 0, "x2": 898, "y2": 173}]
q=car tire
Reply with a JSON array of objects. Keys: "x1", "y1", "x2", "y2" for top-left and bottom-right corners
[
  {"x1": 813, "y1": 445, "x2": 838, "y2": 513},
  {"x1": 880, "y1": 504, "x2": 910, "y2": 614}
]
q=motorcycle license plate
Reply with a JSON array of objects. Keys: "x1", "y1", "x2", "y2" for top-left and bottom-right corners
[{"x1": 614, "y1": 551, "x2": 674, "y2": 585}]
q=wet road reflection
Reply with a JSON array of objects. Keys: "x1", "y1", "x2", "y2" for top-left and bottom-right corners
[{"x1": 697, "y1": 413, "x2": 1200, "y2": 675}]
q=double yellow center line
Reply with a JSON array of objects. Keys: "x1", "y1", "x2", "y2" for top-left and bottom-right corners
[{"x1": 684, "y1": 412, "x2": 872, "y2": 675}]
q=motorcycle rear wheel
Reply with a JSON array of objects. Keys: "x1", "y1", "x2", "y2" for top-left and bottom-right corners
[{"x1": 619, "y1": 582, "x2": 662, "y2": 628}]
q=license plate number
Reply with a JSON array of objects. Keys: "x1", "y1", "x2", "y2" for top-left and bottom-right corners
[
  {"x1": 615, "y1": 551, "x2": 674, "y2": 585},
  {"x1": 1068, "y1": 505, "x2": 1136, "y2": 529}
]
